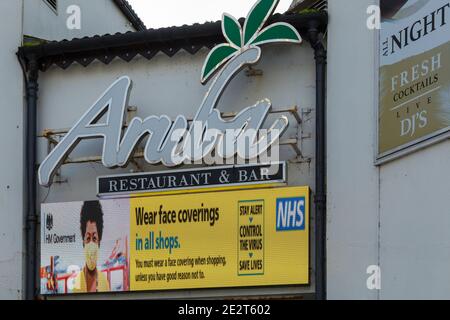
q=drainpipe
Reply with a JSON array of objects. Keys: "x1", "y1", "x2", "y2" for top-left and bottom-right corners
[
  {"x1": 307, "y1": 20, "x2": 327, "y2": 300},
  {"x1": 19, "y1": 53, "x2": 39, "y2": 300}
]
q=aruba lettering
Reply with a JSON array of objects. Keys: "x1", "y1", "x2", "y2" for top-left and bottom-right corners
[{"x1": 38, "y1": 48, "x2": 288, "y2": 186}]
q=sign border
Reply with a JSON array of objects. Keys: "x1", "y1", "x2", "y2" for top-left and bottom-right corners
[
  {"x1": 97, "y1": 162, "x2": 287, "y2": 198},
  {"x1": 375, "y1": 0, "x2": 450, "y2": 165}
]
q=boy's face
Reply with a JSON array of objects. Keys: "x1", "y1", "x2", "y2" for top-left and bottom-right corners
[{"x1": 84, "y1": 221, "x2": 99, "y2": 246}]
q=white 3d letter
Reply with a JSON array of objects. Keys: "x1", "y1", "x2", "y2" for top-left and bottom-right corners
[{"x1": 38, "y1": 77, "x2": 131, "y2": 186}]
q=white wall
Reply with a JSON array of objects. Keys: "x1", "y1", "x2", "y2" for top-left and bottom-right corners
[
  {"x1": 36, "y1": 45, "x2": 318, "y2": 298},
  {"x1": 24, "y1": 0, "x2": 134, "y2": 41},
  {"x1": 0, "y1": 0, "x2": 25, "y2": 300},
  {"x1": 327, "y1": 0, "x2": 380, "y2": 300},
  {"x1": 380, "y1": 140, "x2": 450, "y2": 299}
]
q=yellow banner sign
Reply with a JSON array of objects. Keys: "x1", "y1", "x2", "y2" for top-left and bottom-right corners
[
  {"x1": 40, "y1": 186, "x2": 309, "y2": 295},
  {"x1": 130, "y1": 186, "x2": 309, "y2": 291}
]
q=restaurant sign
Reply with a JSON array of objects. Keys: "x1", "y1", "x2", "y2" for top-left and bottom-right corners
[
  {"x1": 39, "y1": 0, "x2": 310, "y2": 296},
  {"x1": 38, "y1": 0, "x2": 302, "y2": 187},
  {"x1": 97, "y1": 162, "x2": 286, "y2": 197}
]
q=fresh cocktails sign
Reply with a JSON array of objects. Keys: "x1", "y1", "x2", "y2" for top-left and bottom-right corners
[
  {"x1": 38, "y1": 0, "x2": 302, "y2": 187},
  {"x1": 378, "y1": 0, "x2": 450, "y2": 160}
]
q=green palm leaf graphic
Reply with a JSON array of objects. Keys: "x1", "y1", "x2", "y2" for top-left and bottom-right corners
[
  {"x1": 223, "y1": 13, "x2": 242, "y2": 48},
  {"x1": 243, "y1": 0, "x2": 279, "y2": 45},
  {"x1": 201, "y1": 44, "x2": 238, "y2": 84},
  {"x1": 251, "y1": 22, "x2": 302, "y2": 46},
  {"x1": 200, "y1": 0, "x2": 303, "y2": 84}
]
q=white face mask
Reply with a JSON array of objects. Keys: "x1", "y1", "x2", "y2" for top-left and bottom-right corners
[{"x1": 84, "y1": 242, "x2": 99, "y2": 271}]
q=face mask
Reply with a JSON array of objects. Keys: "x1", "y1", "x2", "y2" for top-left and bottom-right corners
[{"x1": 84, "y1": 242, "x2": 99, "y2": 271}]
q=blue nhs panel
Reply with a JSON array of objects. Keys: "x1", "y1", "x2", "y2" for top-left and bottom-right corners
[{"x1": 276, "y1": 197, "x2": 305, "y2": 231}]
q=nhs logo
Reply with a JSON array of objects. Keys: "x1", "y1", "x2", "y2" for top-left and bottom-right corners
[{"x1": 276, "y1": 197, "x2": 305, "y2": 231}]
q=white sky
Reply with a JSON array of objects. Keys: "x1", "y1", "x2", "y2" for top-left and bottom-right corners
[{"x1": 127, "y1": 0, "x2": 293, "y2": 29}]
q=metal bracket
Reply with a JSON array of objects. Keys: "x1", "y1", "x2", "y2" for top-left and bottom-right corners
[{"x1": 245, "y1": 66, "x2": 263, "y2": 77}]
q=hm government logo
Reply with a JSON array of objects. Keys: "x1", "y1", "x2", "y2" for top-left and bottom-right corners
[
  {"x1": 38, "y1": 0, "x2": 302, "y2": 187},
  {"x1": 45, "y1": 213, "x2": 54, "y2": 231}
]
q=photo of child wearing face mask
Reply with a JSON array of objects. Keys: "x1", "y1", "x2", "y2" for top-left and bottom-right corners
[{"x1": 73, "y1": 201, "x2": 110, "y2": 293}]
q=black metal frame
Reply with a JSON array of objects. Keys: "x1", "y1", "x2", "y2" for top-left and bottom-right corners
[
  {"x1": 18, "y1": 13, "x2": 327, "y2": 72},
  {"x1": 307, "y1": 19, "x2": 327, "y2": 301},
  {"x1": 17, "y1": 11, "x2": 328, "y2": 300}
]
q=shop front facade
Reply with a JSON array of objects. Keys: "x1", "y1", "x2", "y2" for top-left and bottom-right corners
[
  {"x1": 1, "y1": 0, "x2": 450, "y2": 300},
  {"x1": 17, "y1": 0, "x2": 325, "y2": 300}
]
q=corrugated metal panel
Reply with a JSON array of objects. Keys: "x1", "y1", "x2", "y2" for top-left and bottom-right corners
[
  {"x1": 289, "y1": 0, "x2": 327, "y2": 12},
  {"x1": 44, "y1": 0, "x2": 57, "y2": 12},
  {"x1": 310, "y1": 0, "x2": 327, "y2": 11},
  {"x1": 18, "y1": 12, "x2": 328, "y2": 71}
]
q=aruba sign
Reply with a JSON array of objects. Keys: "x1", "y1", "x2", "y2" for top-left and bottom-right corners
[{"x1": 38, "y1": 0, "x2": 303, "y2": 187}]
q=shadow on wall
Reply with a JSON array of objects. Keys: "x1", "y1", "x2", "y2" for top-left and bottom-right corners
[{"x1": 381, "y1": 0, "x2": 429, "y2": 20}]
